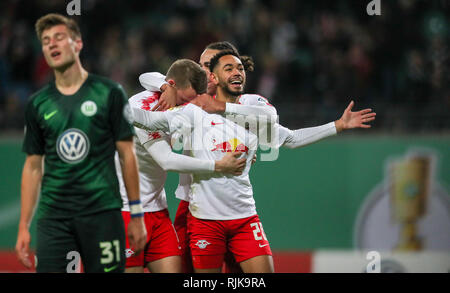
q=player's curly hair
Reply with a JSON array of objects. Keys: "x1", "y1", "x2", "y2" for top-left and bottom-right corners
[
  {"x1": 209, "y1": 50, "x2": 245, "y2": 73},
  {"x1": 206, "y1": 41, "x2": 254, "y2": 72}
]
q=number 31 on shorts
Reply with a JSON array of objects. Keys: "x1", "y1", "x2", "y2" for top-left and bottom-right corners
[
  {"x1": 250, "y1": 222, "x2": 267, "y2": 241},
  {"x1": 99, "y1": 240, "x2": 121, "y2": 264}
]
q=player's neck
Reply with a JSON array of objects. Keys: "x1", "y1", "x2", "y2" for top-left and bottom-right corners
[
  {"x1": 216, "y1": 88, "x2": 240, "y2": 104},
  {"x1": 54, "y1": 60, "x2": 88, "y2": 95}
]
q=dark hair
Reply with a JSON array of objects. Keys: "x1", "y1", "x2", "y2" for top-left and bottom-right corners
[
  {"x1": 35, "y1": 13, "x2": 81, "y2": 42},
  {"x1": 166, "y1": 59, "x2": 207, "y2": 94},
  {"x1": 208, "y1": 50, "x2": 242, "y2": 73},
  {"x1": 206, "y1": 41, "x2": 239, "y2": 54},
  {"x1": 205, "y1": 41, "x2": 254, "y2": 72}
]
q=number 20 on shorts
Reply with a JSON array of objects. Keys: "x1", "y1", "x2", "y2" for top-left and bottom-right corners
[{"x1": 250, "y1": 222, "x2": 267, "y2": 241}]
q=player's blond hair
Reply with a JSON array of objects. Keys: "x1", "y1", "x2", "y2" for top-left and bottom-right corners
[{"x1": 35, "y1": 13, "x2": 81, "y2": 42}]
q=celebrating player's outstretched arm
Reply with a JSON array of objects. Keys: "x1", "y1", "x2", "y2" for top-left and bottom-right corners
[{"x1": 335, "y1": 100, "x2": 376, "y2": 132}]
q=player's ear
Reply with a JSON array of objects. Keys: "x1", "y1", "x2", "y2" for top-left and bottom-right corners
[
  {"x1": 167, "y1": 79, "x2": 176, "y2": 86},
  {"x1": 210, "y1": 72, "x2": 219, "y2": 85},
  {"x1": 74, "y1": 38, "x2": 83, "y2": 54}
]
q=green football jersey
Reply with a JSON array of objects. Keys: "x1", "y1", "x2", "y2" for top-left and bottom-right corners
[{"x1": 22, "y1": 74, "x2": 135, "y2": 219}]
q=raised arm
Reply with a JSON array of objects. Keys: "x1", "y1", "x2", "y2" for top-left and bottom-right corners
[
  {"x1": 139, "y1": 72, "x2": 167, "y2": 92},
  {"x1": 279, "y1": 100, "x2": 376, "y2": 148},
  {"x1": 139, "y1": 72, "x2": 177, "y2": 111},
  {"x1": 190, "y1": 94, "x2": 277, "y2": 117},
  {"x1": 278, "y1": 123, "x2": 337, "y2": 149}
]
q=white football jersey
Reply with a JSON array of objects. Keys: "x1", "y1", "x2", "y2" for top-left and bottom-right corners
[
  {"x1": 175, "y1": 94, "x2": 274, "y2": 203},
  {"x1": 136, "y1": 103, "x2": 261, "y2": 220},
  {"x1": 115, "y1": 90, "x2": 169, "y2": 212}
]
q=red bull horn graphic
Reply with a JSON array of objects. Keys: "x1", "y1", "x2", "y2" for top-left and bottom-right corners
[{"x1": 211, "y1": 138, "x2": 249, "y2": 154}]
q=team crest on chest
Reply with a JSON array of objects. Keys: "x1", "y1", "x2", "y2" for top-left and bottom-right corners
[
  {"x1": 80, "y1": 100, "x2": 97, "y2": 117},
  {"x1": 56, "y1": 128, "x2": 90, "y2": 164}
]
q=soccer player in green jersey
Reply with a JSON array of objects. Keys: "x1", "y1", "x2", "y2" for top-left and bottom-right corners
[{"x1": 15, "y1": 13, "x2": 147, "y2": 273}]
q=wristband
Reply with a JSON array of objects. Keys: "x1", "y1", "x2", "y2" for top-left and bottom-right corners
[{"x1": 129, "y1": 200, "x2": 143, "y2": 218}]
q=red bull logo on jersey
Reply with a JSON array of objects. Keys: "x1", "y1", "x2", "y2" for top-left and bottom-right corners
[
  {"x1": 195, "y1": 240, "x2": 211, "y2": 249},
  {"x1": 140, "y1": 92, "x2": 161, "y2": 111},
  {"x1": 125, "y1": 249, "x2": 135, "y2": 258},
  {"x1": 211, "y1": 138, "x2": 249, "y2": 154}
]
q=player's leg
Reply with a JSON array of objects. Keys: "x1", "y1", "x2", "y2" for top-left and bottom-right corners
[
  {"x1": 122, "y1": 211, "x2": 148, "y2": 273},
  {"x1": 74, "y1": 209, "x2": 126, "y2": 273},
  {"x1": 239, "y1": 255, "x2": 274, "y2": 273},
  {"x1": 144, "y1": 210, "x2": 182, "y2": 273},
  {"x1": 173, "y1": 199, "x2": 194, "y2": 273},
  {"x1": 187, "y1": 213, "x2": 226, "y2": 273},
  {"x1": 125, "y1": 266, "x2": 145, "y2": 273},
  {"x1": 223, "y1": 251, "x2": 243, "y2": 273},
  {"x1": 193, "y1": 255, "x2": 224, "y2": 273},
  {"x1": 147, "y1": 255, "x2": 182, "y2": 273},
  {"x1": 36, "y1": 218, "x2": 78, "y2": 273},
  {"x1": 228, "y1": 215, "x2": 274, "y2": 273}
]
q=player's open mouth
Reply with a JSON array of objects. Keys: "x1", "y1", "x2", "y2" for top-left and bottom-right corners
[
  {"x1": 51, "y1": 51, "x2": 61, "y2": 58},
  {"x1": 229, "y1": 79, "x2": 243, "y2": 86}
]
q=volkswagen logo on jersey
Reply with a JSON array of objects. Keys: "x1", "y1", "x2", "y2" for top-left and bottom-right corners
[{"x1": 56, "y1": 128, "x2": 90, "y2": 164}]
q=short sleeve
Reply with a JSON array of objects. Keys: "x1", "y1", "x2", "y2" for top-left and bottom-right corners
[
  {"x1": 22, "y1": 99, "x2": 45, "y2": 155},
  {"x1": 109, "y1": 85, "x2": 135, "y2": 141}
]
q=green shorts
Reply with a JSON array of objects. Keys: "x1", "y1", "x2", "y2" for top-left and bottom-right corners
[{"x1": 36, "y1": 209, "x2": 125, "y2": 273}]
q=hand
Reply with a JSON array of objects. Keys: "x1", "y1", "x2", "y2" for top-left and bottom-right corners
[
  {"x1": 190, "y1": 94, "x2": 225, "y2": 114},
  {"x1": 16, "y1": 228, "x2": 32, "y2": 268},
  {"x1": 335, "y1": 100, "x2": 376, "y2": 132},
  {"x1": 251, "y1": 154, "x2": 257, "y2": 165},
  {"x1": 127, "y1": 217, "x2": 147, "y2": 256},
  {"x1": 215, "y1": 152, "x2": 247, "y2": 175},
  {"x1": 152, "y1": 84, "x2": 177, "y2": 111}
]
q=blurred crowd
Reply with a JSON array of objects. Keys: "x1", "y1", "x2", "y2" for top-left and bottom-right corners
[{"x1": 0, "y1": 0, "x2": 449, "y2": 133}]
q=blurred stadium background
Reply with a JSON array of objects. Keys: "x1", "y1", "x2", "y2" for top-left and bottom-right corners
[{"x1": 0, "y1": 0, "x2": 449, "y2": 273}]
